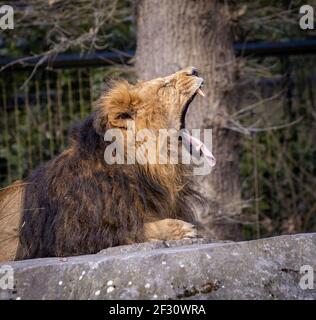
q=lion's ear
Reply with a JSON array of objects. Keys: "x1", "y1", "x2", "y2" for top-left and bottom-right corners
[
  {"x1": 94, "y1": 81, "x2": 138, "y2": 134},
  {"x1": 93, "y1": 108, "x2": 108, "y2": 136}
]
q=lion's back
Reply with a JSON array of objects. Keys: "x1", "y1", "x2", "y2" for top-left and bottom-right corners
[{"x1": 0, "y1": 180, "x2": 24, "y2": 261}]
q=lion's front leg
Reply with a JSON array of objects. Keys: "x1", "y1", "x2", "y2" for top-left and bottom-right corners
[{"x1": 144, "y1": 218, "x2": 197, "y2": 242}]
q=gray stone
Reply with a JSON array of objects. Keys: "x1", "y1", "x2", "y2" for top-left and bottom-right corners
[{"x1": 0, "y1": 234, "x2": 315, "y2": 300}]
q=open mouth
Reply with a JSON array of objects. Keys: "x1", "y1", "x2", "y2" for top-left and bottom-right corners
[
  {"x1": 180, "y1": 82, "x2": 205, "y2": 129},
  {"x1": 180, "y1": 92, "x2": 197, "y2": 130},
  {"x1": 179, "y1": 81, "x2": 216, "y2": 168}
]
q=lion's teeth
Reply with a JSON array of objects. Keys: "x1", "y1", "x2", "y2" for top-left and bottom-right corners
[{"x1": 197, "y1": 88, "x2": 205, "y2": 97}]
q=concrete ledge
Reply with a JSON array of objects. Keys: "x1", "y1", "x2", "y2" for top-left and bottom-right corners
[{"x1": 0, "y1": 234, "x2": 315, "y2": 300}]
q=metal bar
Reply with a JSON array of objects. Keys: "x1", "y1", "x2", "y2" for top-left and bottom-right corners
[
  {"x1": 35, "y1": 79, "x2": 43, "y2": 163},
  {"x1": 67, "y1": 73, "x2": 74, "y2": 122},
  {"x1": 56, "y1": 71, "x2": 64, "y2": 149},
  {"x1": 24, "y1": 86, "x2": 33, "y2": 170},
  {"x1": 0, "y1": 51, "x2": 134, "y2": 70},
  {"x1": 234, "y1": 39, "x2": 316, "y2": 57},
  {"x1": 78, "y1": 69, "x2": 85, "y2": 119},
  {"x1": 0, "y1": 80, "x2": 12, "y2": 183},
  {"x1": 46, "y1": 75, "x2": 54, "y2": 159},
  {"x1": 13, "y1": 80, "x2": 23, "y2": 179}
]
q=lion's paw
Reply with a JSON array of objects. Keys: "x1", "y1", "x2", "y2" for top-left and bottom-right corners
[
  {"x1": 165, "y1": 219, "x2": 197, "y2": 240},
  {"x1": 144, "y1": 218, "x2": 197, "y2": 241}
]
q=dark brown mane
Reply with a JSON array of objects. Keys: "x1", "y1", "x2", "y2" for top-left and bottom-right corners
[{"x1": 16, "y1": 114, "x2": 203, "y2": 260}]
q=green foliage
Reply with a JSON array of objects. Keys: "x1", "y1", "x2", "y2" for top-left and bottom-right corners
[{"x1": 239, "y1": 55, "x2": 316, "y2": 238}]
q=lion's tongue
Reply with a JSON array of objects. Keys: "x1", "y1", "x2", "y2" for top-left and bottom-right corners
[{"x1": 182, "y1": 132, "x2": 216, "y2": 167}]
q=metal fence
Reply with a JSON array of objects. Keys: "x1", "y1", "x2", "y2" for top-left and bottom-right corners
[{"x1": 0, "y1": 67, "x2": 108, "y2": 186}]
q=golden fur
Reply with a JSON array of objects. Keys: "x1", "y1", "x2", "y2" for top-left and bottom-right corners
[{"x1": 0, "y1": 181, "x2": 24, "y2": 261}]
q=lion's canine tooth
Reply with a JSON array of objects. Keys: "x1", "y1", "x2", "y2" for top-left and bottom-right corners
[{"x1": 197, "y1": 88, "x2": 205, "y2": 97}]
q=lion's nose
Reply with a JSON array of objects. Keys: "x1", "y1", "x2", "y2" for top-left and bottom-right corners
[{"x1": 186, "y1": 67, "x2": 199, "y2": 77}]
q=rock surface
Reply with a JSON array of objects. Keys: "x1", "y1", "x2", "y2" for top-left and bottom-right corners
[{"x1": 0, "y1": 234, "x2": 315, "y2": 300}]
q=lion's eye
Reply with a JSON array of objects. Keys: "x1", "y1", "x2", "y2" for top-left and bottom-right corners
[{"x1": 116, "y1": 112, "x2": 133, "y2": 120}]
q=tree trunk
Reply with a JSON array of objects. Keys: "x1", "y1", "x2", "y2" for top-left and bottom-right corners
[{"x1": 135, "y1": 0, "x2": 243, "y2": 240}]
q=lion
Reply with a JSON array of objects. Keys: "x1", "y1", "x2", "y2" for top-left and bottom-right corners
[{"x1": 0, "y1": 67, "x2": 208, "y2": 261}]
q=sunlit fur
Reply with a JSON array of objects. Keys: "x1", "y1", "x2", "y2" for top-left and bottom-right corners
[{"x1": 0, "y1": 67, "x2": 204, "y2": 260}]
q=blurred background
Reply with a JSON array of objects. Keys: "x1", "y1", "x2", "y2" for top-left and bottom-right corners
[{"x1": 0, "y1": 0, "x2": 315, "y2": 240}]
